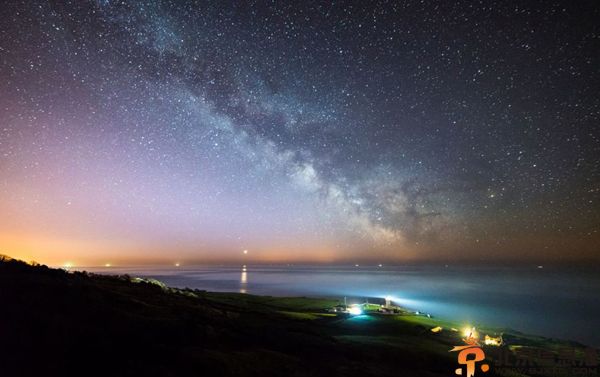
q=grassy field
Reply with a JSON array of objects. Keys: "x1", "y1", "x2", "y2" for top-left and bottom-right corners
[
  {"x1": 196, "y1": 286, "x2": 598, "y2": 376},
  {"x1": 197, "y1": 288, "x2": 596, "y2": 376},
  {"x1": 0, "y1": 256, "x2": 595, "y2": 377}
]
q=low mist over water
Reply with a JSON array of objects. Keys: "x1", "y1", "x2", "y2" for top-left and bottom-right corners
[{"x1": 86, "y1": 264, "x2": 600, "y2": 347}]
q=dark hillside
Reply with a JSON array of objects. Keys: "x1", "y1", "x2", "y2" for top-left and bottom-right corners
[{"x1": 0, "y1": 257, "x2": 453, "y2": 377}]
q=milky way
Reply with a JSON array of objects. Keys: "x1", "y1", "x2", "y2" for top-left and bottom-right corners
[{"x1": 0, "y1": 1, "x2": 599, "y2": 264}]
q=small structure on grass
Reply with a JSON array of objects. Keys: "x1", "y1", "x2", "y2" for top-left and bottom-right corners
[{"x1": 484, "y1": 334, "x2": 503, "y2": 346}]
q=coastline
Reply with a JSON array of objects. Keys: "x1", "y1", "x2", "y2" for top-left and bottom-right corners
[{"x1": 1, "y1": 256, "x2": 597, "y2": 376}]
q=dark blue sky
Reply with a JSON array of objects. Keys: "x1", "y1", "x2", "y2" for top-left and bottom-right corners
[{"x1": 0, "y1": 1, "x2": 598, "y2": 265}]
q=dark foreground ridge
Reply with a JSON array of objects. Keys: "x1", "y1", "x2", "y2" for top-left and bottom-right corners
[{"x1": 0, "y1": 257, "x2": 593, "y2": 377}]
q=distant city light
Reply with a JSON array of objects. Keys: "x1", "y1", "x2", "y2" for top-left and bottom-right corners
[
  {"x1": 63, "y1": 262, "x2": 73, "y2": 269},
  {"x1": 105, "y1": 263, "x2": 111, "y2": 267},
  {"x1": 243, "y1": 249, "x2": 248, "y2": 254},
  {"x1": 175, "y1": 262, "x2": 180, "y2": 267}
]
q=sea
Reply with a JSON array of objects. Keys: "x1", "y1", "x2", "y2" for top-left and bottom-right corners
[{"x1": 83, "y1": 264, "x2": 600, "y2": 347}]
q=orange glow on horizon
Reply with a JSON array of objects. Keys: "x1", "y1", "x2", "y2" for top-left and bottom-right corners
[{"x1": 0, "y1": 231, "x2": 347, "y2": 267}]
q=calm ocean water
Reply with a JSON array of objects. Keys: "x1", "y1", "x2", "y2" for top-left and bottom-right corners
[{"x1": 85, "y1": 264, "x2": 600, "y2": 347}]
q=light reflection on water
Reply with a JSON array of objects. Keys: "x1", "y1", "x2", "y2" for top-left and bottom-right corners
[
  {"x1": 240, "y1": 265, "x2": 247, "y2": 294},
  {"x1": 84, "y1": 264, "x2": 600, "y2": 347}
]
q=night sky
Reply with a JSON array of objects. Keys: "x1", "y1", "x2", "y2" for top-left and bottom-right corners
[{"x1": 1, "y1": 1, "x2": 599, "y2": 265}]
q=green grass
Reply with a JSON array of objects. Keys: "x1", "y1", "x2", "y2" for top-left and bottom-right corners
[
  {"x1": 202, "y1": 290, "x2": 591, "y2": 354},
  {"x1": 200, "y1": 291, "x2": 341, "y2": 311},
  {"x1": 363, "y1": 303, "x2": 383, "y2": 311},
  {"x1": 1, "y1": 256, "x2": 595, "y2": 377},
  {"x1": 277, "y1": 311, "x2": 338, "y2": 320}
]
